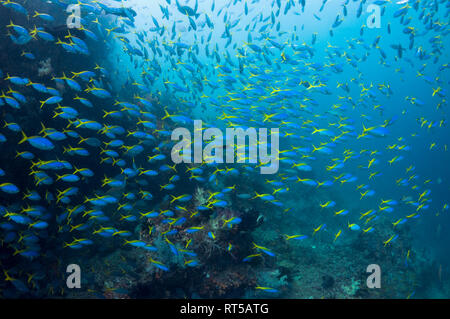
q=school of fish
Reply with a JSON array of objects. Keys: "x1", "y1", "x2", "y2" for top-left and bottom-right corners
[{"x1": 0, "y1": 0, "x2": 449, "y2": 297}]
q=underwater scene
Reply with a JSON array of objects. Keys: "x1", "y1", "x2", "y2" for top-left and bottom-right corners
[{"x1": 0, "y1": 0, "x2": 449, "y2": 300}]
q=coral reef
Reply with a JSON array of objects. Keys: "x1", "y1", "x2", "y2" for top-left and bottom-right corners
[
  {"x1": 37, "y1": 58, "x2": 53, "y2": 77},
  {"x1": 341, "y1": 279, "x2": 360, "y2": 297},
  {"x1": 198, "y1": 266, "x2": 257, "y2": 298},
  {"x1": 193, "y1": 187, "x2": 208, "y2": 207}
]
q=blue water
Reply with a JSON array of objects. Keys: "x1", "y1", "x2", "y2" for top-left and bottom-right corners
[{"x1": 0, "y1": 0, "x2": 449, "y2": 298}]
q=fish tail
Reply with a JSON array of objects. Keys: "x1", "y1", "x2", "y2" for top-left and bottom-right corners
[
  {"x1": 123, "y1": 239, "x2": 131, "y2": 246},
  {"x1": 18, "y1": 130, "x2": 28, "y2": 144},
  {"x1": 39, "y1": 122, "x2": 46, "y2": 134}
]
